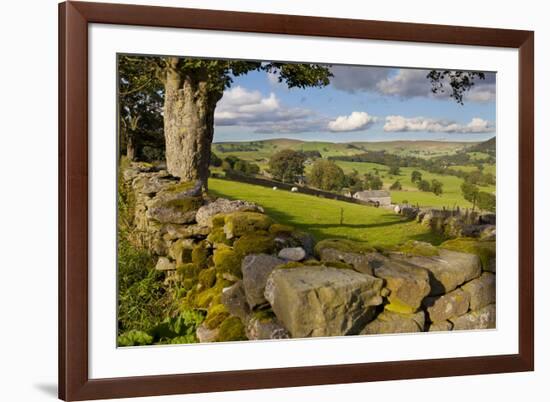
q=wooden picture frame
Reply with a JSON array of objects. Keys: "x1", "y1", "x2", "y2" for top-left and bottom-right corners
[{"x1": 59, "y1": 1, "x2": 534, "y2": 400}]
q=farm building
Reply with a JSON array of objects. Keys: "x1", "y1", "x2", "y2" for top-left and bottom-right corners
[{"x1": 353, "y1": 190, "x2": 391, "y2": 206}]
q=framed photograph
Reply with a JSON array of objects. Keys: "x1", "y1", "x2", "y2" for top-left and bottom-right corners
[{"x1": 59, "y1": 1, "x2": 534, "y2": 400}]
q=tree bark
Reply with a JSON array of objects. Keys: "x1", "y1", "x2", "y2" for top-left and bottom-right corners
[
  {"x1": 126, "y1": 132, "x2": 136, "y2": 161},
  {"x1": 163, "y1": 58, "x2": 222, "y2": 189}
]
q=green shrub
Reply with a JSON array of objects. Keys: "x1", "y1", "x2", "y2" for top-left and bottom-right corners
[{"x1": 117, "y1": 330, "x2": 153, "y2": 347}]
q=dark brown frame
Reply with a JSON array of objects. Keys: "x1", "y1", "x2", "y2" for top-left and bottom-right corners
[{"x1": 59, "y1": 1, "x2": 534, "y2": 400}]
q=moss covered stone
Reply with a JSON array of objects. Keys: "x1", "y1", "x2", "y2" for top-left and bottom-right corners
[
  {"x1": 252, "y1": 309, "x2": 276, "y2": 323},
  {"x1": 314, "y1": 238, "x2": 376, "y2": 257},
  {"x1": 224, "y1": 211, "x2": 273, "y2": 239},
  {"x1": 269, "y1": 223, "x2": 295, "y2": 235},
  {"x1": 165, "y1": 196, "x2": 203, "y2": 212},
  {"x1": 213, "y1": 246, "x2": 242, "y2": 278},
  {"x1": 206, "y1": 227, "x2": 232, "y2": 246},
  {"x1": 275, "y1": 260, "x2": 322, "y2": 270},
  {"x1": 163, "y1": 181, "x2": 196, "y2": 194},
  {"x1": 233, "y1": 233, "x2": 276, "y2": 256},
  {"x1": 325, "y1": 261, "x2": 355, "y2": 270},
  {"x1": 177, "y1": 263, "x2": 200, "y2": 281},
  {"x1": 439, "y1": 238, "x2": 496, "y2": 271},
  {"x1": 384, "y1": 297, "x2": 418, "y2": 314},
  {"x1": 191, "y1": 241, "x2": 210, "y2": 269},
  {"x1": 211, "y1": 214, "x2": 226, "y2": 228},
  {"x1": 396, "y1": 240, "x2": 439, "y2": 257},
  {"x1": 204, "y1": 304, "x2": 230, "y2": 330},
  {"x1": 198, "y1": 267, "x2": 216, "y2": 289},
  {"x1": 168, "y1": 238, "x2": 194, "y2": 265},
  {"x1": 217, "y1": 316, "x2": 247, "y2": 342}
]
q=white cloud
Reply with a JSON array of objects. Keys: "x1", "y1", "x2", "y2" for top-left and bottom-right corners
[
  {"x1": 328, "y1": 111, "x2": 377, "y2": 132},
  {"x1": 383, "y1": 115, "x2": 494, "y2": 133},
  {"x1": 215, "y1": 86, "x2": 322, "y2": 133}
]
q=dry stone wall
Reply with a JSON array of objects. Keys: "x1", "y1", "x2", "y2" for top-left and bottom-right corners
[{"x1": 122, "y1": 162, "x2": 496, "y2": 343}]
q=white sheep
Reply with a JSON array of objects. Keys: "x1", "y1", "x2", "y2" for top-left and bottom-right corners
[
  {"x1": 291, "y1": 187, "x2": 298, "y2": 192},
  {"x1": 272, "y1": 186, "x2": 278, "y2": 190}
]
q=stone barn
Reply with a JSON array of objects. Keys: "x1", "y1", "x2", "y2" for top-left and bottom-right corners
[{"x1": 353, "y1": 190, "x2": 391, "y2": 206}]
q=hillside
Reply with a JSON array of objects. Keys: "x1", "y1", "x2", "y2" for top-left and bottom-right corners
[{"x1": 213, "y1": 138, "x2": 479, "y2": 159}]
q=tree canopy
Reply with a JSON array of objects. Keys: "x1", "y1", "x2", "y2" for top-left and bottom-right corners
[{"x1": 268, "y1": 149, "x2": 306, "y2": 183}]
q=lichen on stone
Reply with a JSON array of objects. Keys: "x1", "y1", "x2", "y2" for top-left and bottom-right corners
[
  {"x1": 206, "y1": 227, "x2": 232, "y2": 246},
  {"x1": 191, "y1": 241, "x2": 210, "y2": 269},
  {"x1": 217, "y1": 316, "x2": 247, "y2": 342},
  {"x1": 395, "y1": 240, "x2": 439, "y2": 257},
  {"x1": 198, "y1": 267, "x2": 216, "y2": 289},
  {"x1": 211, "y1": 214, "x2": 226, "y2": 229},
  {"x1": 223, "y1": 211, "x2": 273, "y2": 239},
  {"x1": 176, "y1": 263, "x2": 200, "y2": 281},
  {"x1": 314, "y1": 238, "x2": 376, "y2": 257},
  {"x1": 384, "y1": 297, "x2": 418, "y2": 314},
  {"x1": 163, "y1": 181, "x2": 196, "y2": 194},
  {"x1": 212, "y1": 245, "x2": 242, "y2": 278},
  {"x1": 269, "y1": 223, "x2": 295, "y2": 235},
  {"x1": 204, "y1": 304, "x2": 230, "y2": 330},
  {"x1": 233, "y1": 233, "x2": 276, "y2": 256},
  {"x1": 164, "y1": 196, "x2": 203, "y2": 212},
  {"x1": 439, "y1": 237, "x2": 496, "y2": 271}
]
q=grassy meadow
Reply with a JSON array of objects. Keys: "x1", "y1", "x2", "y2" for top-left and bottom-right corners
[
  {"x1": 209, "y1": 178, "x2": 444, "y2": 247},
  {"x1": 212, "y1": 138, "x2": 496, "y2": 209}
]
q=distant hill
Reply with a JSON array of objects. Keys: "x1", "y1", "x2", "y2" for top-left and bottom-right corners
[
  {"x1": 467, "y1": 137, "x2": 496, "y2": 155},
  {"x1": 213, "y1": 138, "x2": 480, "y2": 159}
]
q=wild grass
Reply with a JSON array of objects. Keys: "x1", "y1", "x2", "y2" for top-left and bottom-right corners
[{"x1": 208, "y1": 178, "x2": 444, "y2": 247}]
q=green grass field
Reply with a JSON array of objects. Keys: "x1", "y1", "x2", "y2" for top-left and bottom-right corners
[
  {"x1": 208, "y1": 178, "x2": 444, "y2": 247},
  {"x1": 333, "y1": 160, "x2": 495, "y2": 208},
  {"x1": 211, "y1": 138, "x2": 496, "y2": 209}
]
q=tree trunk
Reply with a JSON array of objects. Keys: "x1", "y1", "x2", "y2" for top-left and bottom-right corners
[
  {"x1": 126, "y1": 132, "x2": 136, "y2": 161},
  {"x1": 163, "y1": 59, "x2": 221, "y2": 189}
]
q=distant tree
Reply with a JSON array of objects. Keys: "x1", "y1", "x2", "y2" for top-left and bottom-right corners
[
  {"x1": 465, "y1": 170, "x2": 495, "y2": 186},
  {"x1": 461, "y1": 181, "x2": 480, "y2": 209},
  {"x1": 234, "y1": 160, "x2": 260, "y2": 176},
  {"x1": 268, "y1": 149, "x2": 306, "y2": 183},
  {"x1": 431, "y1": 179, "x2": 443, "y2": 196},
  {"x1": 388, "y1": 165, "x2": 401, "y2": 176},
  {"x1": 210, "y1": 152, "x2": 222, "y2": 167},
  {"x1": 221, "y1": 160, "x2": 232, "y2": 172},
  {"x1": 417, "y1": 179, "x2": 431, "y2": 192},
  {"x1": 477, "y1": 191, "x2": 496, "y2": 212},
  {"x1": 364, "y1": 173, "x2": 383, "y2": 190},
  {"x1": 411, "y1": 170, "x2": 423, "y2": 183},
  {"x1": 390, "y1": 180, "x2": 402, "y2": 190},
  {"x1": 346, "y1": 169, "x2": 364, "y2": 193},
  {"x1": 308, "y1": 159, "x2": 346, "y2": 191},
  {"x1": 222, "y1": 155, "x2": 240, "y2": 170}
]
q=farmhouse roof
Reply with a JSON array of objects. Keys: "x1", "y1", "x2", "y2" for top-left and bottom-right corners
[{"x1": 355, "y1": 190, "x2": 391, "y2": 198}]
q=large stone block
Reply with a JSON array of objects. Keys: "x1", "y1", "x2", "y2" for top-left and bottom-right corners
[
  {"x1": 450, "y1": 304, "x2": 496, "y2": 330},
  {"x1": 241, "y1": 254, "x2": 285, "y2": 308},
  {"x1": 390, "y1": 249, "x2": 481, "y2": 296},
  {"x1": 196, "y1": 198, "x2": 263, "y2": 227},
  {"x1": 373, "y1": 258, "x2": 431, "y2": 313},
  {"x1": 265, "y1": 266, "x2": 383, "y2": 338},
  {"x1": 460, "y1": 272, "x2": 496, "y2": 311},
  {"x1": 361, "y1": 309, "x2": 425, "y2": 335},
  {"x1": 424, "y1": 288, "x2": 470, "y2": 323}
]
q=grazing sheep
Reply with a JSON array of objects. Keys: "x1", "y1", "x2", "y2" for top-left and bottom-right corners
[
  {"x1": 272, "y1": 186, "x2": 278, "y2": 190},
  {"x1": 291, "y1": 187, "x2": 298, "y2": 192}
]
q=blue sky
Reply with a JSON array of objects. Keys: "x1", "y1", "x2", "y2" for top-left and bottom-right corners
[{"x1": 213, "y1": 64, "x2": 496, "y2": 143}]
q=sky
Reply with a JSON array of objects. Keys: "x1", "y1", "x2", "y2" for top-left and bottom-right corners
[{"x1": 213, "y1": 63, "x2": 496, "y2": 143}]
